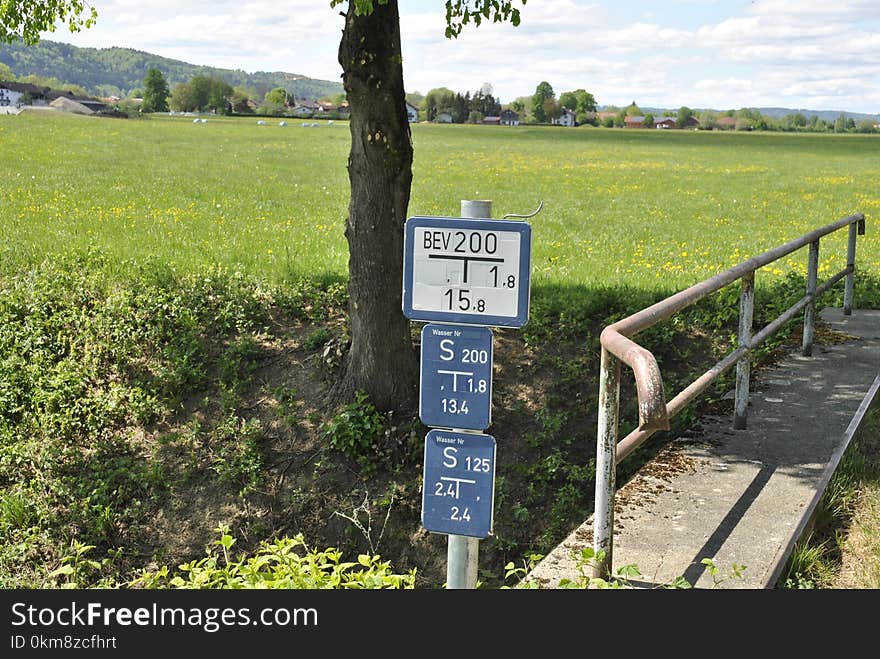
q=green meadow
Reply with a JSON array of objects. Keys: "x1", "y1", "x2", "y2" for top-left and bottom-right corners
[
  {"x1": 3, "y1": 111, "x2": 878, "y2": 288},
  {"x1": 1, "y1": 110, "x2": 879, "y2": 589}
]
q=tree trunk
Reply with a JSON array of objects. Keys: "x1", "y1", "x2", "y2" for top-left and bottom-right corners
[{"x1": 334, "y1": 0, "x2": 418, "y2": 412}]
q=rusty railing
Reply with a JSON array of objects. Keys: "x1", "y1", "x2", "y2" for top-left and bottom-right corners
[{"x1": 593, "y1": 212, "x2": 867, "y2": 578}]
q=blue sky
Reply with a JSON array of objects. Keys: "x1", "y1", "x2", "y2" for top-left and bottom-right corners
[{"x1": 46, "y1": 1, "x2": 880, "y2": 114}]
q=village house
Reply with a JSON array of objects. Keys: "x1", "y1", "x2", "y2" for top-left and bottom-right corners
[
  {"x1": 434, "y1": 112, "x2": 453, "y2": 123},
  {"x1": 593, "y1": 111, "x2": 618, "y2": 125},
  {"x1": 624, "y1": 115, "x2": 645, "y2": 128},
  {"x1": 292, "y1": 100, "x2": 318, "y2": 117},
  {"x1": 405, "y1": 101, "x2": 419, "y2": 122},
  {"x1": 0, "y1": 85, "x2": 21, "y2": 107},
  {"x1": 0, "y1": 81, "x2": 108, "y2": 113},
  {"x1": 653, "y1": 117, "x2": 676, "y2": 129},
  {"x1": 552, "y1": 107, "x2": 576, "y2": 127},
  {"x1": 482, "y1": 115, "x2": 501, "y2": 125},
  {"x1": 499, "y1": 108, "x2": 520, "y2": 126},
  {"x1": 0, "y1": 81, "x2": 49, "y2": 107},
  {"x1": 715, "y1": 116, "x2": 737, "y2": 130}
]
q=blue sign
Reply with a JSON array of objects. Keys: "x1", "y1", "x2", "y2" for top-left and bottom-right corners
[
  {"x1": 402, "y1": 216, "x2": 531, "y2": 328},
  {"x1": 422, "y1": 430, "x2": 496, "y2": 538},
  {"x1": 420, "y1": 323, "x2": 493, "y2": 431}
]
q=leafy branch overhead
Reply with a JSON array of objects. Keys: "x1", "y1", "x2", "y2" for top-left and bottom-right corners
[
  {"x1": 329, "y1": 0, "x2": 526, "y2": 38},
  {"x1": 442, "y1": 0, "x2": 526, "y2": 38},
  {"x1": 0, "y1": 0, "x2": 97, "y2": 45}
]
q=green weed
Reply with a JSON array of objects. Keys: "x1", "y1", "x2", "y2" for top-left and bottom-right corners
[
  {"x1": 210, "y1": 414, "x2": 265, "y2": 494},
  {"x1": 129, "y1": 524, "x2": 415, "y2": 589},
  {"x1": 320, "y1": 390, "x2": 387, "y2": 477}
]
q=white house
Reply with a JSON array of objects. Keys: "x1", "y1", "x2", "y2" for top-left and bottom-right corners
[
  {"x1": 0, "y1": 85, "x2": 22, "y2": 107},
  {"x1": 552, "y1": 107, "x2": 576, "y2": 127},
  {"x1": 405, "y1": 101, "x2": 419, "y2": 122},
  {"x1": 0, "y1": 82, "x2": 48, "y2": 107},
  {"x1": 292, "y1": 101, "x2": 318, "y2": 117},
  {"x1": 435, "y1": 112, "x2": 453, "y2": 123}
]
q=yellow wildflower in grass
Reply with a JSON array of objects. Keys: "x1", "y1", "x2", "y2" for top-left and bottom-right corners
[{"x1": 2, "y1": 115, "x2": 878, "y2": 288}]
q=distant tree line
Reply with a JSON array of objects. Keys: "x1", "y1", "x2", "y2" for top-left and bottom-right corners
[
  {"x1": 518, "y1": 81, "x2": 598, "y2": 124},
  {"x1": 421, "y1": 85, "x2": 502, "y2": 123},
  {"x1": 689, "y1": 107, "x2": 877, "y2": 133},
  {"x1": 6, "y1": 56, "x2": 876, "y2": 133},
  {"x1": 151, "y1": 69, "x2": 345, "y2": 117},
  {"x1": 416, "y1": 81, "x2": 599, "y2": 125}
]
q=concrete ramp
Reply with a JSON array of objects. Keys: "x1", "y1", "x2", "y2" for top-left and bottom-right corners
[{"x1": 525, "y1": 307, "x2": 880, "y2": 589}]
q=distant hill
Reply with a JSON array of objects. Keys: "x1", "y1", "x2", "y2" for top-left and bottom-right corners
[
  {"x1": 753, "y1": 107, "x2": 878, "y2": 122},
  {"x1": 0, "y1": 39, "x2": 343, "y2": 101}
]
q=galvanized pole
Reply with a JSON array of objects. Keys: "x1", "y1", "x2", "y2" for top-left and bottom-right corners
[
  {"x1": 593, "y1": 346, "x2": 621, "y2": 579},
  {"x1": 461, "y1": 199, "x2": 493, "y2": 222},
  {"x1": 446, "y1": 535, "x2": 470, "y2": 589},
  {"x1": 843, "y1": 221, "x2": 858, "y2": 316},
  {"x1": 803, "y1": 240, "x2": 819, "y2": 356},
  {"x1": 733, "y1": 271, "x2": 755, "y2": 430},
  {"x1": 444, "y1": 198, "x2": 493, "y2": 590}
]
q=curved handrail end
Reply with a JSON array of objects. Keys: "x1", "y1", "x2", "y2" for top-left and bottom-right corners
[{"x1": 600, "y1": 328, "x2": 670, "y2": 432}]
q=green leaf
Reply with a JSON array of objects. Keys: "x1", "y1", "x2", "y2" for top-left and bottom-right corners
[
  {"x1": 616, "y1": 563, "x2": 642, "y2": 578},
  {"x1": 666, "y1": 576, "x2": 693, "y2": 589},
  {"x1": 49, "y1": 564, "x2": 75, "y2": 577}
]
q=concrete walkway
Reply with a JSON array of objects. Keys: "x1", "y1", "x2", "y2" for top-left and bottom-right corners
[{"x1": 525, "y1": 307, "x2": 880, "y2": 589}]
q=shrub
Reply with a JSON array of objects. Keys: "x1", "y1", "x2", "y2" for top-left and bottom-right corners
[
  {"x1": 320, "y1": 391, "x2": 386, "y2": 476},
  {"x1": 129, "y1": 525, "x2": 416, "y2": 589}
]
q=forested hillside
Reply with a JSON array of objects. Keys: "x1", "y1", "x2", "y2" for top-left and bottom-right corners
[{"x1": 0, "y1": 39, "x2": 343, "y2": 101}]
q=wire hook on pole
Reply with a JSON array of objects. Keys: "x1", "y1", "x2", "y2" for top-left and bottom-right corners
[{"x1": 502, "y1": 200, "x2": 544, "y2": 220}]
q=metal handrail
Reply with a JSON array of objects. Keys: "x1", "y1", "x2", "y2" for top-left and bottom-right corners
[{"x1": 593, "y1": 212, "x2": 866, "y2": 578}]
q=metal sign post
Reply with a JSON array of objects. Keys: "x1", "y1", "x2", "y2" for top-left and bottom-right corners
[{"x1": 403, "y1": 199, "x2": 532, "y2": 589}]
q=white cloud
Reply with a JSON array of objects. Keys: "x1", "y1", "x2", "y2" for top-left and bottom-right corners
[
  {"x1": 401, "y1": 3, "x2": 693, "y2": 103},
  {"x1": 745, "y1": 0, "x2": 880, "y2": 22},
  {"x1": 53, "y1": 0, "x2": 346, "y2": 78},
  {"x1": 602, "y1": 22, "x2": 693, "y2": 52},
  {"x1": 696, "y1": 17, "x2": 840, "y2": 45},
  {"x1": 39, "y1": 0, "x2": 880, "y2": 114},
  {"x1": 693, "y1": 77, "x2": 754, "y2": 94},
  {"x1": 682, "y1": 1, "x2": 880, "y2": 112}
]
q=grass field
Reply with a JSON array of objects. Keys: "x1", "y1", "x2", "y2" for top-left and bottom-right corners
[
  {"x1": 3, "y1": 111, "x2": 878, "y2": 289},
  {"x1": 2, "y1": 111, "x2": 879, "y2": 589},
  {"x1": 782, "y1": 400, "x2": 880, "y2": 589}
]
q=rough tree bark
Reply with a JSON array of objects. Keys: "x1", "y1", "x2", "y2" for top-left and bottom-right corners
[{"x1": 333, "y1": 0, "x2": 418, "y2": 412}]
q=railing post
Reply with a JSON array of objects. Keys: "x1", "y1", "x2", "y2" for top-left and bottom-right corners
[
  {"x1": 843, "y1": 221, "x2": 858, "y2": 315},
  {"x1": 734, "y1": 272, "x2": 755, "y2": 430},
  {"x1": 593, "y1": 346, "x2": 620, "y2": 580},
  {"x1": 803, "y1": 240, "x2": 819, "y2": 356}
]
